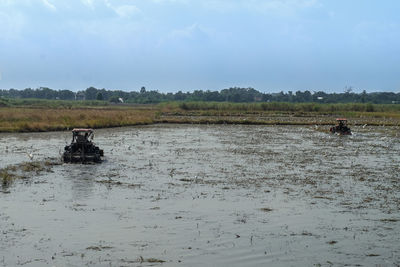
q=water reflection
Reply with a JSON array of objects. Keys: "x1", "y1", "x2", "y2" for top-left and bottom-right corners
[{"x1": 63, "y1": 164, "x2": 100, "y2": 200}]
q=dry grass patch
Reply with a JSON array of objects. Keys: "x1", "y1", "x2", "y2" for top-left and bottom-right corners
[{"x1": 0, "y1": 107, "x2": 157, "y2": 132}]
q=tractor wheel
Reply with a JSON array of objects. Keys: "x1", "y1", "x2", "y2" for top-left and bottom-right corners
[{"x1": 94, "y1": 153, "x2": 101, "y2": 163}]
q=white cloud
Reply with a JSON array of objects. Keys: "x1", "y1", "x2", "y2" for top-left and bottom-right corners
[
  {"x1": 202, "y1": 0, "x2": 320, "y2": 14},
  {"x1": 0, "y1": 11, "x2": 25, "y2": 40},
  {"x1": 158, "y1": 23, "x2": 213, "y2": 48},
  {"x1": 201, "y1": 1, "x2": 236, "y2": 13},
  {"x1": 151, "y1": 0, "x2": 188, "y2": 4},
  {"x1": 42, "y1": 0, "x2": 56, "y2": 11},
  {"x1": 0, "y1": 0, "x2": 24, "y2": 6},
  {"x1": 114, "y1": 5, "x2": 141, "y2": 18},
  {"x1": 169, "y1": 23, "x2": 208, "y2": 40},
  {"x1": 81, "y1": 0, "x2": 94, "y2": 8},
  {"x1": 104, "y1": 0, "x2": 141, "y2": 18}
]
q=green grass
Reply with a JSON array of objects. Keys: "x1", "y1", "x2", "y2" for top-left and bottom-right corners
[
  {"x1": 0, "y1": 97, "x2": 109, "y2": 108},
  {"x1": 161, "y1": 101, "x2": 400, "y2": 114}
]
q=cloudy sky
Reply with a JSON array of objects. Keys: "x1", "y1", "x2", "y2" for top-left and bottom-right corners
[{"x1": 0, "y1": 0, "x2": 399, "y2": 92}]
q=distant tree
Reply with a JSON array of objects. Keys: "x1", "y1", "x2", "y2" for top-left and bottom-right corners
[
  {"x1": 1, "y1": 86, "x2": 400, "y2": 104},
  {"x1": 85, "y1": 87, "x2": 98, "y2": 100},
  {"x1": 96, "y1": 92, "x2": 104, "y2": 101},
  {"x1": 38, "y1": 87, "x2": 57, "y2": 99},
  {"x1": 361, "y1": 90, "x2": 367, "y2": 103},
  {"x1": 344, "y1": 86, "x2": 353, "y2": 94},
  {"x1": 109, "y1": 95, "x2": 120, "y2": 103},
  {"x1": 21, "y1": 88, "x2": 35, "y2": 98},
  {"x1": 174, "y1": 91, "x2": 186, "y2": 101},
  {"x1": 58, "y1": 90, "x2": 75, "y2": 100}
]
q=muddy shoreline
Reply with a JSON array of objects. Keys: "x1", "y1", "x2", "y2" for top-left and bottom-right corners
[{"x1": 1, "y1": 124, "x2": 399, "y2": 266}]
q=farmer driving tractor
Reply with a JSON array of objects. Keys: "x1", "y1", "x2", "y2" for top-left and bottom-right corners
[{"x1": 330, "y1": 118, "x2": 352, "y2": 135}]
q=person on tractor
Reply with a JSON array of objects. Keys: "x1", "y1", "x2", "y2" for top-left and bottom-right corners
[{"x1": 330, "y1": 118, "x2": 351, "y2": 135}]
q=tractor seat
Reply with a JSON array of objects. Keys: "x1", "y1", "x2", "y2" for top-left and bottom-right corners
[{"x1": 76, "y1": 135, "x2": 86, "y2": 143}]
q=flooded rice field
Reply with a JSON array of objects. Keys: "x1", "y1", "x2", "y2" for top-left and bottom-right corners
[{"x1": 0, "y1": 124, "x2": 399, "y2": 266}]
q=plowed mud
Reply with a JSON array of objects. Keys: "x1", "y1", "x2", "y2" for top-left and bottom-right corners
[{"x1": 0, "y1": 124, "x2": 399, "y2": 266}]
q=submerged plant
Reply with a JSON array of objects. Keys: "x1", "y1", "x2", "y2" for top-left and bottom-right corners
[
  {"x1": 0, "y1": 158, "x2": 60, "y2": 190},
  {"x1": 1, "y1": 169, "x2": 17, "y2": 188}
]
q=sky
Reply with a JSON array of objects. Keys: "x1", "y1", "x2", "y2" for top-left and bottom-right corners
[{"x1": 0, "y1": 0, "x2": 399, "y2": 93}]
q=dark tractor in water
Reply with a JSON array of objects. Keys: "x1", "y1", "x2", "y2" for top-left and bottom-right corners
[
  {"x1": 330, "y1": 118, "x2": 352, "y2": 135},
  {"x1": 63, "y1": 128, "x2": 104, "y2": 163}
]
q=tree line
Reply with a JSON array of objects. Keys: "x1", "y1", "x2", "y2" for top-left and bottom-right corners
[{"x1": 1, "y1": 86, "x2": 400, "y2": 104}]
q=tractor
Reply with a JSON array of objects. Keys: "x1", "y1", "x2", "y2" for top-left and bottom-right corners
[
  {"x1": 63, "y1": 128, "x2": 104, "y2": 163},
  {"x1": 330, "y1": 118, "x2": 352, "y2": 135}
]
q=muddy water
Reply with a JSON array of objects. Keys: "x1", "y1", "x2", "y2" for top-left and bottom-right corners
[{"x1": 0, "y1": 124, "x2": 399, "y2": 266}]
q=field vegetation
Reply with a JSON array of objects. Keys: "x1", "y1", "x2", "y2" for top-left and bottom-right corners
[
  {"x1": 158, "y1": 102, "x2": 400, "y2": 126},
  {"x1": 1, "y1": 99, "x2": 400, "y2": 132},
  {"x1": 0, "y1": 105, "x2": 157, "y2": 132},
  {"x1": 0, "y1": 97, "x2": 109, "y2": 108},
  {"x1": 162, "y1": 101, "x2": 400, "y2": 113}
]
